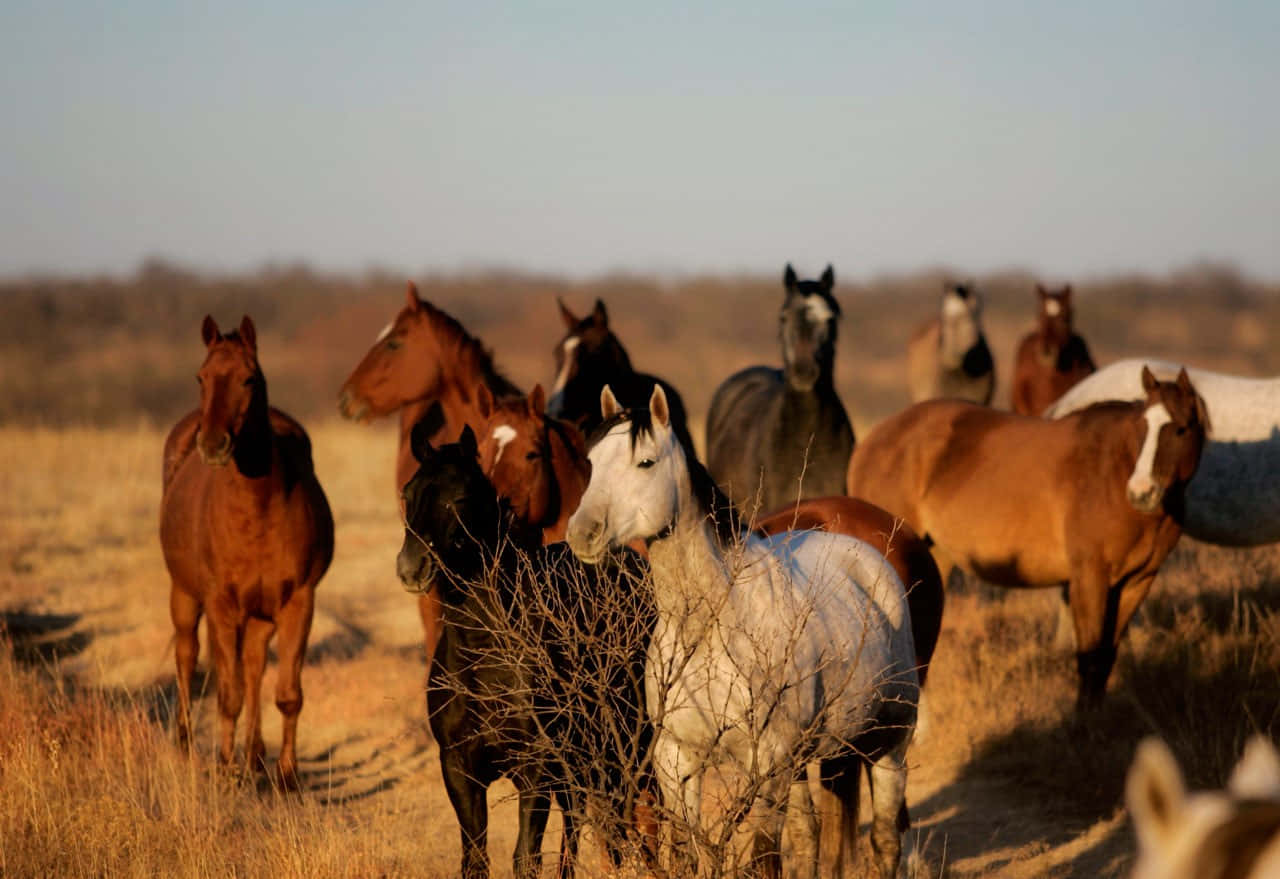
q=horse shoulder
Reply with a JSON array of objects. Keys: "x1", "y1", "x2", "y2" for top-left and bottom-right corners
[{"x1": 162, "y1": 410, "x2": 201, "y2": 490}]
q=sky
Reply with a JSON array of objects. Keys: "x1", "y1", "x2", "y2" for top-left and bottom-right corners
[{"x1": 2, "y1": 1, "x2": 1277, "y2": 281}]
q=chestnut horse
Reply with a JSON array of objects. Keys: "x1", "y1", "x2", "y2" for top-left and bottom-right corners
[
  {"x1": 160, "y1": 315, "x2": 333, "y2": 788},
  {"x1": 337, "y1": 281, "x2": 522, "y2": 660},
  {"x1": 474, "y1": 383, "x2": 590, "y2": 543},
  {"x1": 847, "y1": 366, "x2": 1208, "y2": 708},
  {"x1": 1010, "y1": 283, "x2": 1095, "y2": 416}
]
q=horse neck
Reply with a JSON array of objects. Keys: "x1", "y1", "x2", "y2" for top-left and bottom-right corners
[
  {"x1": 1036, "y1": 319, "x2": 1071, "y2": 356},
  {"x1": 230, "y1": 390, "x2": 275, "y2": 480},
  {"x1": 413, "y1": 308, "x2": 521, "y2": 423}
]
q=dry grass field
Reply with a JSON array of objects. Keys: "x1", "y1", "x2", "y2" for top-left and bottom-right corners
[{"x1": 2, "y1": 263, "x2": 1279, "y2": 877}]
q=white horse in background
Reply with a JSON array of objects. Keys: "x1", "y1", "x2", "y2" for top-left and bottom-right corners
[
  {"x1": 1047, "y1": 358, "x2": 1280, "y2": 546},
  {"x1": 567, "y1": 383, "x2": 918, "y2": 879},
  {"x1": 1127, "y1": 735, "x2": 1280, "y2": 879}
]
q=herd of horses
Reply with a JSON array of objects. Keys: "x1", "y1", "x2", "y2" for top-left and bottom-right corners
[{"x1": 157, "y1": 267, "x2": 1280, "y2": 877}]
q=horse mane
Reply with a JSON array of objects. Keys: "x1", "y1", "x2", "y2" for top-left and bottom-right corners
[
  {"x1": 419, "y1": 300, "x2": 522, "y2": 399},
  {"x1": 588, "y1": 407, "x2": 744, "y2": 544}
]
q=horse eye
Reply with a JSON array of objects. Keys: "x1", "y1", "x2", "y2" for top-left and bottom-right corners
[
  {"x1": 525, "y1": 450, "x2": 540, "y2": 461},
  {"x1": 385, "y1": 338, "x2": 401, "y2": 351},
  {"x1": 243, "y1": 377, "x2": 255, "y2": 387},
  {"x1": 637, "y1": 458, "x2": 656, "y2": 469}
]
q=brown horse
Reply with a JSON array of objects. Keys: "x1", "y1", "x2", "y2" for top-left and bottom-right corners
[
  {"x1": 753, "y1": 497, "x2": 942, "y2": 687},
  {"x1": 847, "y1": 366, "x2": 1208, "y2": 708},
  {"x1": 160, "y1": 315, "x2": 333, "y2": 788},
  {"x1": 337, "y1": 281, "x2": 522, "y2": 661},
  {"x1": 1011, "y1": 283, "x2": 1096, "y2": 416},
  {"x1": 474, "y1": 384, "x2": 590, "y2": 544}
]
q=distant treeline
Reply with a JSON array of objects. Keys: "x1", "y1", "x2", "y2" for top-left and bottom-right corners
[{"x1": 3, "y1": 259, "x2": 1277, "y2": 428}]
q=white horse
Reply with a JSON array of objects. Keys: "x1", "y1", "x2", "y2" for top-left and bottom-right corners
[
  {"x1": 566, "y1": 383, "x2": 918, "y2": 879},
  {"x1": 1127, "y1": 735, "x2": 1280, "y2": 879},
  {"x1": 1046, "y1": 358, "x2": 1280, "y2": 546}
]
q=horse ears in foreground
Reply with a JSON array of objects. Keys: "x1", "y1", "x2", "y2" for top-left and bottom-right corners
[
  {"x1": 410, "y1": 416, "x2": 436, "y2": 464},
  {"x1": 600, "y1": 385, "x2": 622, "y2": 420},
  {"x1": 1126, "y1": 737, "x2": 1187, "y2": 852},
  {"x1": 557, "y1": 297, "x2": 578, "y2": 330},
  {"x1": 406, "y1": 280, "x2": 422, "y2": 310},
  {"x1": 458, "y1": 424, "x2": 479, "y2": 459},
  {"x1": 201, "y1": 315, "x2": 221, "y2": 347},
  {"x1": 649, "y1": 383, "x2": 670, "y2": 428},
  {"x1": 238, "y1": 316, "x2": 257, "y2": 353},
  {"x1": 1141, "y1": 365, "x2": 1160, "y2": 394},
  {"x1": 820, "y1": 264, "x2": 835, "y2": 291},
  {"x1": 591, "y1": 298, "x2": 609, "y2": 327},
  {"x1": 476, "y1": 384, "x2": 494, "y2": 419},
  {"x1": 528, "y1": 384, "x2": 546, "y2": 415},
  {"x1": 783, "y1": 263, "x2": 798, "y2": 291}
]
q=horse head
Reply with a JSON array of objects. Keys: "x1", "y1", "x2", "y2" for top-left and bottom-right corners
[
  {"x1": 938, "y1": 281, "x2": 985, "y2": 366},
  {"x1": 339, "y1": 281, "x2": 445, "y2": 422},
  {"x1": 780, "y1": 263, "x2": 840, "y2": 391},
  {"x1": 568, "y1": 384, "x2": 684, "y2": 563},
  {"x1": 396, "y1": 424, "x2": 502, "y2": 596},
  {"x1": 547, "y1": 297, "x2": 634, "y2": 425},
  {"x1": 1126, "y1": 366, "x2": 1211, "y2": 514},
  {"x1": 1036, "y1": 282, "x2": 1074, "y2": 354},
  {"x1": 196, "y1": 315, "x2": 265, "y2": 467},
  {"x1": 1128, "y1": 735, "x2": 1280, "y2": 879}
]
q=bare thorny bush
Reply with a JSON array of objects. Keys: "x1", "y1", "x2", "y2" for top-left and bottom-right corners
[{"x1": 425, "y1": 506, "x2": 917, "y2": 879}]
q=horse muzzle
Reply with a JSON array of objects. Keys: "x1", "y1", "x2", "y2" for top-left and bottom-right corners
[
  {"x1": 197, "y1": 432, "x2": 233, "y2": 467},
  {"x1": 1126, "y1": 478, "x2": 1165, "y2": 515},
  {"x1": 566, "y1": 515, "x2": 609, "y2": 564},
  {"x1": 396, "y1": 542, "x2": 435, "y2": 593},
  {"x1": 338, "y1": 387, "x2": 370, "y2": 422}
]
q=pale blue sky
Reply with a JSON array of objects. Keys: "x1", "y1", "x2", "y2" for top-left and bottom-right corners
[{"x1": 2, "y1": 1, "x2": 1277, "y2": 279}]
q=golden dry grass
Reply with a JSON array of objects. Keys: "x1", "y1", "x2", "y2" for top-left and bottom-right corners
[{"x1": 2, "y1": 266, "x2": 1279, "y2": 877}]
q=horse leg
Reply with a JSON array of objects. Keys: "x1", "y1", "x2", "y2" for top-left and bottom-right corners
[
  {"x1": 206, "y1": 609, "x2": 244, "y2": 769},
  {"x1": 1068, "y1": 563, "x2": 1118, "y2": 711},
  {"x1": 1114, "y1": 571, "x2": 1159, "y2": 645},
  {"x1": 241, "y1": 616, "x2": 274, "y2": 775},
  {"x1": 554, "y1": 789, "x2": 579, "y2": 879},
  {"x1": 819, "y1": 757, "x2": 860, "y2": 879},
  {"x1": 784, "y1": 772, "x2": 819, "y2": 879},
  {"x1": 169, "y1": 587, "x2": 202, "y2": 752},
  {"x1": 272, "y1": 583, "x2": 314, "y2": 790},
  {"x1": 747, "y1": 774, "x2": 789, "y2": 879},
  {"x1": 441, "y1": 750, "x2": 490, "y2": 879},
  {"x1": 513, "y1": 782, "x2": 552, "y2": 879},
  {"x1": 867, "y1": 743, "x2": 910, "y2": 879},
  {"x1": 652, "y1": 733, "x2": 703, "y2": 876},
  {"x1": 1052, "y1": 583, "x2": 1077, "y2": 651}
]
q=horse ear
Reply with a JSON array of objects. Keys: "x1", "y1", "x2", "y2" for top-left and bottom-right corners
[
  {"x1": 820, "y1": 264, "x2": 834, "y2": 291},
  {"x1": 1126, "y1": 738, "x2": 1186, "y2": 853},
  {"x1": 1062, "y1": 283, "x2": 1072, "y2": 300},
  {"x1": 406, "y1": 280, "x2": 422, "y2": 310},
  {"x1": 1228, "y1": 735, "x2": 1280, "y2": 800},
  {"x1": 1141, "y1": 365, "x2": 1159, "y2": 394},
  {"x1": 649, "y1": 384, "x2": 670, "y2": 429},
  {"x1": 557, "y1": 297, "x2": 579, "y2": 330},
  {"x1": 1175, "y1": 368, "x2": 1195, "y2": 398},
  {"x1": 410, "y1": 416, "x2": 436, "y2": 464},
  {"x1": 1035, "y1": 282, "x2": 1047, "y2": 298},
  {"x1": 784, "y1": 263, "x2": 797, "y2": 291},
  {"x1": 600, "y1": 385, "x2": 622, "y2": 420},
  {"x1": 476, "y1": 384, "x2": 494, "y2": 419},
  {"x1": 591, "y1": 298, "x2": 608, "y2": 327},
  {"x1": 238, "y1": 316, "x2": 257, "y2": 353},
  {"x1": 458, "y1": 424, "x2": 479, "y2": 459},
  {"x1": 201, "y1": 315, "x2": 220, "y2": 347},
  {"x1": 528, "y1": 384, "x2": 546, "y2": 414}
]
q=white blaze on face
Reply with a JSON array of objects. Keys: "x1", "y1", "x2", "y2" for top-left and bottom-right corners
[
  {"x1": 1044, "y1": 298, "x2": 1063, "y2": 317},
  {"x1": 941, "y1": 293, "x2": 971, "y2": 320},
  {"x1": 552, "y1": 336, "x2": 580, "y2": 394},
  {"x1": 491, "y1": 424, "x2": 517, "y2": 466},
  {"x1": 375, "y1": 321, "x2": 395, "y2": 343},
  {"x1": 804, "y1": 295, "x2": 833, "y2": 326},
  {"x1": 1128, "y1": 402, "x2": 1173, "y2": 503}
]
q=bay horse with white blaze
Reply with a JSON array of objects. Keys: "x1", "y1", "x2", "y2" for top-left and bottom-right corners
[
  {"x1": 1011, "y1": 283, "x2": 1096, "y2": 416},
  {"x1": 547, "y1": 297, "x2": 696, "y2": 454},
  {"x1": 705, "y1": 264, "x2": 855, "y2": 517},
  {"x1": 160, "y1": 315, "x2": 333, "y2": 789},
  {"x1": 847, "y1": 366, "x2": 1208, "y2": 709},
  {"x1": 568, "y1": 384, "x2": 918, "y2": 879},
  {"x1": 337, "y1": 281, "x2": 522, "y2": 661},
  {"x1": 397, "y1": 426, "x2": 652, "y2": 879}
]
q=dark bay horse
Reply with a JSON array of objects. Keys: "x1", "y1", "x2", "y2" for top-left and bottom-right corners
[
  {"x1": 1011, "y1": 283, "x2": 1096, "y2": 416},
  {"x1": 906, "y1": 282, "x2": 995, "y2": 405},
  {"x1": 160, "y1": 315, "x2": 333, "y2": 789},
  {"x1": 337, "y1": 280, "x2": 522, "y2": 661},
  {"x1": 546, "y1": 297, "x2": 695, "y2": 454},
  {"x1": 705, "y1": 264, "x2": 854, "y2": 517},
  {"x1": 474, "y1": 383, "x2": 590, "y2": 544},
  {"x1": 397, "y1": 426, "x2": 652, "y2": 879},
  {"x1": 847, "y1": 366, "x2": 1208, "y2": 708}
]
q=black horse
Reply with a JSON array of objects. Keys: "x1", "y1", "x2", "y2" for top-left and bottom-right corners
[
  {"x1": 396, "y1": 424, "x2": 653, "y2": 879},
  {"x1": 546, "y1": 298, "x2": 696, "y2": 454},
  {"x1": 704, "y1": 264, "x2": 855, "y2": 517}
]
